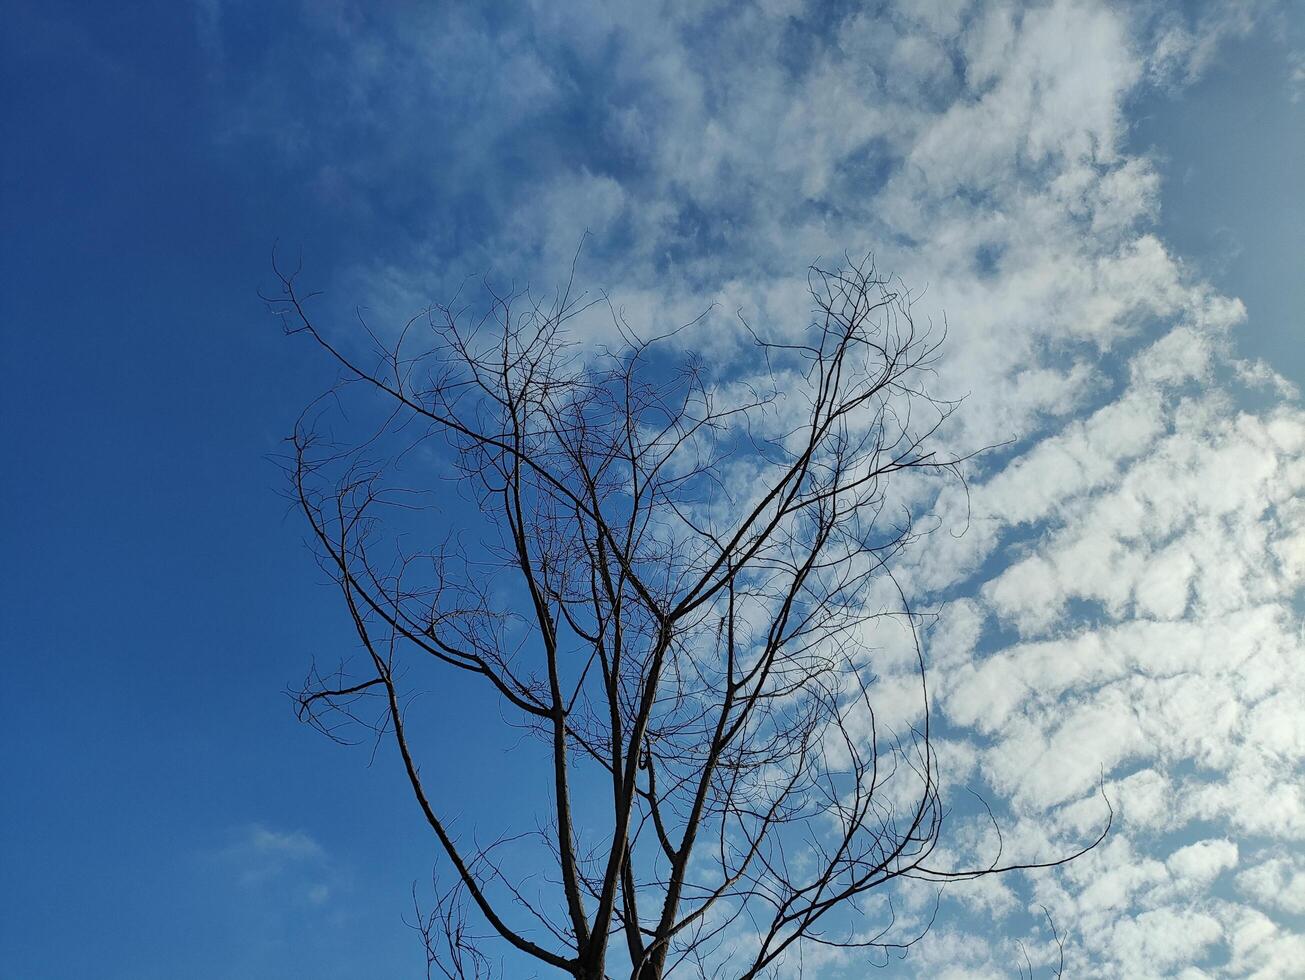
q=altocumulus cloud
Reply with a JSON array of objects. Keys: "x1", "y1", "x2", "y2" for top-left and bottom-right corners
[{"x1": 206, "y1": 0, "x2": 1304, "y2": 974}]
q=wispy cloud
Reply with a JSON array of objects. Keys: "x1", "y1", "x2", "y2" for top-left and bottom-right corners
[
  {"x1": 1289, "y1": 49, "x2": 1305, "y2": 101},
  {"x1": 216, "y1": 823, "x2": 333, "y2": 904}
]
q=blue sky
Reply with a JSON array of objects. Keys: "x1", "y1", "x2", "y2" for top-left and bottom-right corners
[{"x1": 2, "y1": 2, "x2": 1303, "y2": 978}]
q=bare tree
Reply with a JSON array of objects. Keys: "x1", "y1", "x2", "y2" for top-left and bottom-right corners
[{"x1": 271, "y1": 254, "x2": 1109, "y2": 979}]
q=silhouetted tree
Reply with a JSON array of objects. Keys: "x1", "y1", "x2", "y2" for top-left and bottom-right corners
[{"x1": 271, "y1": 255, "x2": 1108, "y2": 979}]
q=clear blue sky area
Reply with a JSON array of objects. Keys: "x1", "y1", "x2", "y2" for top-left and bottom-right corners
[
  {"x1": 1, "y1": 3, "x2": 1300, "y2": 978},
  {"x1": 1, "y1": 5, "x2": 462, "y2": 976}
]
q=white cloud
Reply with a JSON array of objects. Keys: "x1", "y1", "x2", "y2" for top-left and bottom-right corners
[
  {"x1": 1167, "y1": 838, "x2": 1239, "y2": 884},
  {"x1": 1238, "y1": 855, "x2": 1305, "y2": 917},
  {"x1": 245, "y1": 825, "x2": 324, "y2": 860},
  {"x1": 216, "y1": 824, "x2": 335, "y2": 907}
]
